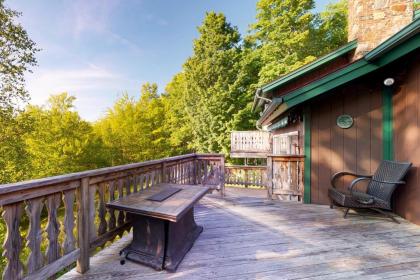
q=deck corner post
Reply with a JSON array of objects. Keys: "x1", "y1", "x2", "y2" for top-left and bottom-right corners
[
  {"x1": 77, "y1": 177, "x2": 90, "y2": 274},
  {"x1": 266, "y1": 156, "x2": 273, "y2": 200},
  {"x1": 220, "y1": 155, "x2": 225, "y2": 197}
]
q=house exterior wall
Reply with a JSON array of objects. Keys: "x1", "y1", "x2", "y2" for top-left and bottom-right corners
[
  {"x1": 393, "y1": 52, "x2": 420, "y2": 224},
  {"x1": 309, "y1": 76, "x2": 383, "y2": 205}
]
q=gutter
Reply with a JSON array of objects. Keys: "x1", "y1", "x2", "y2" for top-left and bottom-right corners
[{"x1": 256, "y1": 97, "x2": 283, "y2": 127}]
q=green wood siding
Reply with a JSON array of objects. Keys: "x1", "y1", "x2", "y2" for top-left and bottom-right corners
[{"x1": 383, "y1": 86, "x2": 394, "y2": 160}]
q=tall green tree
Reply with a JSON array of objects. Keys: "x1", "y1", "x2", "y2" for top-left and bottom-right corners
[
  {"x1": 248, "y1": 0, "x2": 348, "y2": 85},
  {"x1": 0, "y1": 0, "x2": 38, "y2": 114},
  {"x1": 311, "y1": 0, "x2": 348, "y2": 56},
  {"x1": 182, "y1": 12, "x2": 258, "y2": 154},
  {"x1": 162, "y1": 72, "x2": 194, "y2": 155},
  {"x1": 248, "y1": 0, "x2": 317, "y2": 84}
]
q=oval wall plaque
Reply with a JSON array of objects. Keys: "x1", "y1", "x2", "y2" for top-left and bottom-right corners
[{"x1": 336, "y1": 114, "x2": 353, "y2": 129}]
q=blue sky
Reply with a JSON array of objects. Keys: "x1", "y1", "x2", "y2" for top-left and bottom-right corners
[{"x1": 7, "y1": 0, "x2": 333, "y2": 121}]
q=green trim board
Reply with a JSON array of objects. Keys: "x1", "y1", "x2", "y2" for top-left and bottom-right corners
[
  {"x1": 303, "y1": 106, "x2": 311, "y2": 204},
  {"x1": 258, "y1": 33, "x2": 420, "y2": 125},
  {"x1": 382, "y1": 86, "x2": 394, "y2": 160},
  {"x1": 261, "y1": 40, "x2": 358, "y2": 94}
]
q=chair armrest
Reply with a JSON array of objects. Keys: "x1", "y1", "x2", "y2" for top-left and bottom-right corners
[
  {"x1": 371, "y1": 179, "x2": 406, "y2": 185},
  {"x1": 349, "y1": 177, "x2": 372, "y2": 194},
  {"x1": 330, "y1": 172, "x2": 372, "y2": 189}
]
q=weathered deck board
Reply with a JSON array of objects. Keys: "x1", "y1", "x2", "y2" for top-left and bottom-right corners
[{"x1": 61, "y1": 188, "x2": 420, "y2": 280}]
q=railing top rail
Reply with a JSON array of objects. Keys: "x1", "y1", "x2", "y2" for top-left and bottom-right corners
[
  {"x1": 0, "y1": 153, "x2": 224, "y2": 195},
  {"x1": 230, "y1": 130, "x2": 270, "y2": 134},
  {"x1": 225, "y1": 165, "x2": 267, "y2": 169}
]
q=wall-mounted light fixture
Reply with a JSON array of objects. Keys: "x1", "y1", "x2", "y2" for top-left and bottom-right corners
[{"x1": 383, "y1": 78, "x2": 395, "y2": 86}]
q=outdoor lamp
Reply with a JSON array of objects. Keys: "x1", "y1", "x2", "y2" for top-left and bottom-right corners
[{"x1": 383, "y1": 78, "x2": 395, "y2": 86}]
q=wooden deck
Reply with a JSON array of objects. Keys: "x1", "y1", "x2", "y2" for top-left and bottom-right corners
[{"x1": 61, "y1": 187, "x2": 420, "y2": 279}]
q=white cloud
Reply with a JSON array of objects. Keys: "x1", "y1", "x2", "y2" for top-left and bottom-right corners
[{"x1": 25, "y1": 64, "x2": 140, "y2": 120}]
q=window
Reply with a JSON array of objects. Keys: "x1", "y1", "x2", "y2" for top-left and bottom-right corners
[{"x1": 272, "y1": 131, "x2": 299, "y2": 155}]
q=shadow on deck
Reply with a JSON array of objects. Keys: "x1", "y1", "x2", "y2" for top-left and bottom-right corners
[{"x1": 61, "y1": 187, "x2": 420, "y2": 280}]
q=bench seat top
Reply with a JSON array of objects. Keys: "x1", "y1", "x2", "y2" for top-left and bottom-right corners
[{"x1": 106, "y1": 183, "x2": 209, "y2": 222}]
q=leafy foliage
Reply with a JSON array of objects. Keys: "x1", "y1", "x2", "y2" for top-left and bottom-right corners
[
  {"x1": 21, "y1": 93, "x2": 107, "y2": 179},
  {"x1": 247, "y1": 0, "x2": 348, "y2": 84},
  {"x1": 95, "y1": 83, "x2": 169, "y2": 165},
  {"x1": 0, "y1": 0, "x2": 38, "y2": 115}
]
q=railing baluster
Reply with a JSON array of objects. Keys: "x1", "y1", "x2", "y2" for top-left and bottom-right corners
[
  {"x1": 63, "y1": 189, "x2": 76, "y2": 255},
  {"x1": 138, "y1": 174, "x2": 145, "y2": 190},
  {"x1": 108, "y1": 180, "x2": 116, "y2": 230},
  {"x1": 125, "y1": 176, "x2": 131, "y2": 195},
  {"x1": 2, "y1": 202, "x2": 24, "y2": 280},
  {"x1": 46, "y1": 193, "x2": 61, "y2": 264},
  {"x1": 97, "y1": 183, "x2": 107, "y2": 236},
  {"x1": 26, "y1": 197, "x2": 44, "y2": 273},
  {"x1": 88, "y1": 185, "x2": 97, "y2": 242},
  {"x1": 117, "y1": 179, "x2": 125, "y2": 226}
]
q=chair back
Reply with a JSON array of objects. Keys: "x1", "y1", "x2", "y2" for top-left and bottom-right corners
[{"x1": 367, "y1": 160, "x2": 412, "y2": 203}]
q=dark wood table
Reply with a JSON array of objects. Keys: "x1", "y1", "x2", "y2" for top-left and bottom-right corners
[{"x1": 106, "y1": 183, "x2": 209, "y2": 272}]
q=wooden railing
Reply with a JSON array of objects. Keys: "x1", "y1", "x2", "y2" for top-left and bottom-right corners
[
  {"x1": 267, "y1": 155, "x2": 305, "y2": 201},
  {"x1": 225, "y1": 165, "x2": 266, "y2": 188},
  {"x1": 230, "y1": 131, "x2": 271, "y2": 157},
  {"x1": 0, "y1": 153, "x2": 224, "y2": 280}
]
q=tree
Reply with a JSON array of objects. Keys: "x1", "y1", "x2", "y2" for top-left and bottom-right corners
[
  {"x1": 21, "y1": 93, "x2": 106, "y2": 178},
  {"x1": 162, "y1": 72, "x2": 194, "y2": 155},
  {"x1": 182, "y1": 12, "x2": 257, "y2": 154},
  {"x1": 95, "y1": 83, "x2": 169, "y2": 165},
  {"x1": 0, "y1": 0, "x2": 38, "y2": 115},
  {"x1": 311, "y1": 0, "x2": 348, "y2": 56},
  {"x1": 0, "y1": 112, "x2": 32, "y2": 183},
  {"x1": 248, "y1": 0, "x2": 317, "y2": 84}
]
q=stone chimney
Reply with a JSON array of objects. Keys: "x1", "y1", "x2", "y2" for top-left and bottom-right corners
[{"x1": 348, "y1": 0, "x2": 413, "y2": 59}]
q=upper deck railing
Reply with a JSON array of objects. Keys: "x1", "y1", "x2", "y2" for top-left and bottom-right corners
[
  {"x1": 230, "y1": 131, "x2": 271, "y2": 158},
  {"x1": 0, "y1": 153, "x2": 224, "y2": 280}
]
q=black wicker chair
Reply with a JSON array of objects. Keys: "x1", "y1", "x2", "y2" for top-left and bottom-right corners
[{"x1": 328, "y1": 160, "x2": 412, "y2": 223}]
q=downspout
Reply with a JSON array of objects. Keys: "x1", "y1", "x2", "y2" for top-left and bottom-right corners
[
  {"x1": 255, "y1": 88, "x2": 272, "y2": 103},
  {"x1": 254, "y1": 88, "x2": 272, "y2": 131}
]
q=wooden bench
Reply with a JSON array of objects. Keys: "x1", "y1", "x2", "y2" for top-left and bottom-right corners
[{"x1": 106, "y1": 183, "x2": 209, "y2": 272}]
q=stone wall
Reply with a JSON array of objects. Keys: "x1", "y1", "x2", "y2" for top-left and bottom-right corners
[{"x1": 348, "y1": 0, "x2": 413, "y2": 59}]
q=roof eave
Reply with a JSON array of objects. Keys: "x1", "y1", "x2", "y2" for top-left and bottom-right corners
[
  {"x1": 261, "y1": 40, "x2": 358, "y2": 94},
  {"x1": 365, "y1": 17, "x2": 420, "y2": 61}
]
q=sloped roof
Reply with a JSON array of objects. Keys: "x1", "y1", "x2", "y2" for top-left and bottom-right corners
[{"x1": 257, "y1": 17, "x2": 420, "y2": 126}]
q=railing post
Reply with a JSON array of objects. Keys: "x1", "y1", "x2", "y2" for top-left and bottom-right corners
[
  {"x1": 161, "y1": 161, "x2": 167, "y2": 183},
  {"x1": 266, "y1": 156, "x2": 273, "y2": 200},
  {"x1": 220, "y1": 155, "x2": 225, "y2": 197},
  {"x1": 77, "y1": 177, "x2": 90, "y2": 273},
  {"x1": 193, "y1": 156, "x2": 198, "y2": 185}
]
